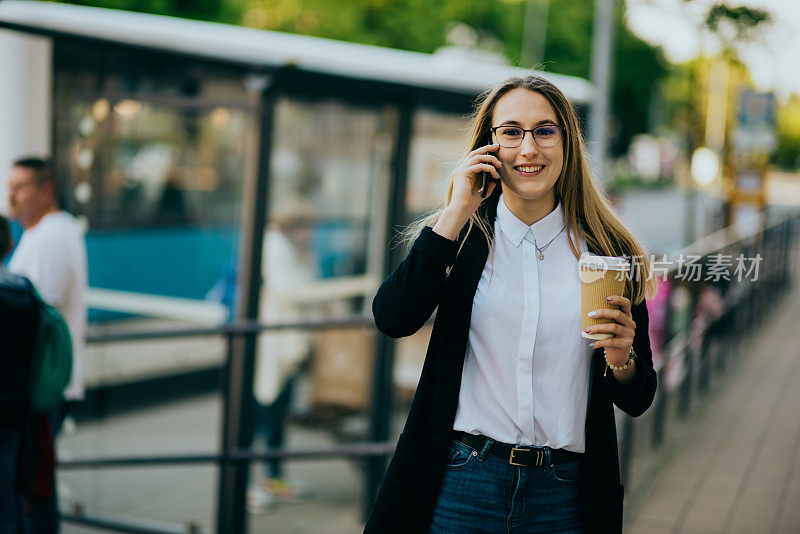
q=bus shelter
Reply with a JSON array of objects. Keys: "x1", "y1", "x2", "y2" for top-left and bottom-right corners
[{"x1": 0, "y1": 2, "x2": 593, "y2": 532}]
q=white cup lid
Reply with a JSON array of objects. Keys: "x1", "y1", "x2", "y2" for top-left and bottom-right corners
[{"x1": 579, "y1": 252, "x2": 630, "y2": 272}]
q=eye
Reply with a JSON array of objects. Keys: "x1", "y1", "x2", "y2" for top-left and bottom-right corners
[
  {"x1": 535, "y1": 126, "x2": 558, "y2": 137},
  {"x1": 498, "y1": 127, "x2": 523, "y2": 137}
]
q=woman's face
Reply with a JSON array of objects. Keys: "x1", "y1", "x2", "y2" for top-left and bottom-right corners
[{"x1": 490, "y1": 88, "x2": 564, "y2": 207}]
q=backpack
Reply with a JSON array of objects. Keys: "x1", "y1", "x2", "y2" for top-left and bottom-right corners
[
  {"x1": 28, "y1": 288, "x2": 73, "y2": 413},
  {"x1": 0, "y1": 270, "x2": 39, "y2": 420}
]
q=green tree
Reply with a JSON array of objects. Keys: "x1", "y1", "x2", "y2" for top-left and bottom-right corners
[
  {"x1": 237, "y1": 0, "x2": 526, "y2": 60},
  {"x1": 54, "y1": 0, "x2": 667, "y2": 153},
  {"x1": 541, "y1": 0, "x2": 667, "y2": 155},
  {"x1": 53, "y1": 0, "x2": 242, "y2": 24},
  {"x1": 774, "y1": 95, "x2": 800, "y2": 171}
]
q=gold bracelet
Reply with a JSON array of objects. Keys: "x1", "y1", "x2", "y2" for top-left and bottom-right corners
[{"x1": 604, "y1": 347, "x2": 636, "y2": 376}]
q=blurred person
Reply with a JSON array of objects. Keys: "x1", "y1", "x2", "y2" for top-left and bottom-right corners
[
  {"x1": 246, "y1": 210, "x2": 314, "y2": 513},
  {"x1": 0, "y1": 214, "x2": 57, "y2": 534},
  {"x1": 7, "y1": 157, "x2": 88, "y2": 532},
  {"x1": 7, "y1": 157, "x2": 87, "y2": 428},
  {"x1": 366, "y1": 75, "x2": 658, "y2": 533},
  {"x1": 156, "y1": 172, "x2": 190, "y2": 225}
]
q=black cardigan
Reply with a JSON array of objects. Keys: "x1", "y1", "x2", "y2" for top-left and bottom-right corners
[{"x1": 365, "y1": 196, "x2": 657, "y2": 533}]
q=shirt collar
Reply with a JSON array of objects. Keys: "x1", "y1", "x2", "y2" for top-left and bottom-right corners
[{"x1": 497, "y1": 194, "x2": 565, "y2": 248}]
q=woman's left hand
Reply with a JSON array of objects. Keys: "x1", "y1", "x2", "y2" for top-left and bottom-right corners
[{"x1": 585, "y1": 295, "x2": 635, "y2": 366}]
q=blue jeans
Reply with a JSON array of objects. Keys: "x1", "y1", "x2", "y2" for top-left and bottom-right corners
[
  {"x1": 0, "y1": 427, "x2": 24, "y2": 534},
  {"x1": 429, "y1": 437, "x2": 587, "y2": 534}
]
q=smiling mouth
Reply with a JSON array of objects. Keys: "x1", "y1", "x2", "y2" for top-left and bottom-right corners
[{"x1": 515, "y1": 165, "x2": 545, "y2": 174}]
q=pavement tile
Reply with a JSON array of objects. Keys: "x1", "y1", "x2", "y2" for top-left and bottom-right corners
[
  {"x1": 679, "y1": 525, "x2": 725, "y2": 534},
  {"x1": 625, "y1": 281, "x2": 800, "y2": 534},
  {"x1": 625, "y1": 514, "x2": 675, "y2": 534}
]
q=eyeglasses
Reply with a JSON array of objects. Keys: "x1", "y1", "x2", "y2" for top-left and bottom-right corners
[{"x1": 490, "y1": 124, "x2": 563, "y2": 148}]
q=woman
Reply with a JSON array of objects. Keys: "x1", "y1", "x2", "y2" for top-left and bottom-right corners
[{"x1": 365, "y1": 75, "x2": 658, "y2": 534}]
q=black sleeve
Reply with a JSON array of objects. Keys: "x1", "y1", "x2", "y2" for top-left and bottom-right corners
[
  {"x1": 372, "y1": 226, "x2": 459, "y2": 338},
  {"x1": 600, "y1": 299, "x2": 657, "y2": 417}
]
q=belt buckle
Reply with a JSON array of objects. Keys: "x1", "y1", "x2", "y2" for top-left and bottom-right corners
[{"x1": 509, "y1": 446, "x2": 545, "y2": 467}]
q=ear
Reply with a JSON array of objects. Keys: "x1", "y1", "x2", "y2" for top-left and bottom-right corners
[{"x1": 41, "y1": 181, "x2": 57, "y2": 202}]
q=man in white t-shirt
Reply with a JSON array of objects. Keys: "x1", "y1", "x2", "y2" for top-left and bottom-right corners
[{"x1": 7, "y1": 157, "x2": 88, "y2": 415}]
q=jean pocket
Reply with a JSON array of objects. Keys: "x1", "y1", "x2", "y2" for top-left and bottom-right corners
[
  {"x1": 550, "y1": 460, "x2": 583, "y2": 483},
  {"x1": 444, "y1": 439, "x2": 479, "y2": 470}
]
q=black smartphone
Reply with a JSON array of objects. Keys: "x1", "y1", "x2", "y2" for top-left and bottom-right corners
[
  {"x1": 480, "y1": 151, "x2": 500, "y2": 198},
  {"x1": 480, "y1": 173, "x2": 495, "y2": 198}
]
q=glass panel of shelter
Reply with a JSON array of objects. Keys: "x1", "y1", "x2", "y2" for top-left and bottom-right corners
[
  {"x1": 243, "y1": 96, "x2": 397, "y2": 528},
  {"x1": 51, "y1": 55, "x2": 258, "y2": 531},
  {"x1": 391, "y1": 108, "x2": 468, "y2": 422}
]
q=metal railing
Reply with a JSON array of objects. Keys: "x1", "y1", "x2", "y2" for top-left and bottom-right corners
[
  {"x1": 63, "y1": 314, "x2": 404, "y2": 534},
  {"x1": 617, "y1": 214, "x2": 799, "y2": 494},
  {"x1": 60, "y1": 215, "x2": 800, "y2": 534}
]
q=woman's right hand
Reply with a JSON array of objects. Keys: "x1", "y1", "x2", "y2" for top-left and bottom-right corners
[{"x1": 433, "y1": 144, "x2": 503, "y2": 240}]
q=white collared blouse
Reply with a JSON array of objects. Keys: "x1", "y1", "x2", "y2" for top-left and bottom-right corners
[{"x1": 452, "y1": 194, "x2": 592, "y2": 452}]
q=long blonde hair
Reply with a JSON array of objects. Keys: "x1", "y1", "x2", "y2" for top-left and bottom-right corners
[{"x1": 404, "y1": 75, "x2": 657, "y2": 304}]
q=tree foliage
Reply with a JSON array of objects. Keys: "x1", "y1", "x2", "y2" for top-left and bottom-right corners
[
  {"x1": 541, "y1": 0, "x2": 667, "y2": 155},
  {"x1": 240, "y1": 0, "x2": 667, "y2": 154},
  {"x1": 54, "y1": 0, "x2": 667, "y2": 152},
  {"x1": 236, "y1": 0, "x2": 527, "y2": 62},
  {"x1": 704, "y1": 3, "x2": 771, "y2": 45},
  {"x1": 775, "y1": 95, "x2": 800, "y2": 171},
  {"x1": 54, "y1": 0, "x2": 241, "y2": 24},
  {"x1": 678, "y1": 1, "x2": 772, "y2": 56}
]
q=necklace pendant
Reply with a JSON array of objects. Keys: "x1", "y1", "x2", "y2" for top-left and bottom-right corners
[{"x1": 538, "y1": 252, "x2": 544, "y2": 260}]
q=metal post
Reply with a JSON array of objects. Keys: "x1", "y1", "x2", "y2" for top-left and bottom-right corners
[
  {"x1": 589, "y1": 0, "x2": 616, "y2": 187},
  {"x1": 520, "y1": 0, "x2": 550, "y2": 68},
  {"x1": 216, "y1": 73, "x2": 275, "y2": 534},
  {"x1": 783, "y1": 220, "x2": 791, "y2": 287},
  {"x1": 651, "y1": 375, "x2": 666, "y2": 447},
  {"x1": 678, "y1": 345, "x2": 692, "y2": 417},
  {"x1": 718, "y1": 310, "x2": 731, "y2": 374},
  {"x1": 698, "y1": 324, "x2": 711, "y2": 393},
  {"x1": 364, "y1": 101, "x2": 413, "y2": 520},
  {"x1": 684, "y1": 187, "x2": 697, "y2": 246}
]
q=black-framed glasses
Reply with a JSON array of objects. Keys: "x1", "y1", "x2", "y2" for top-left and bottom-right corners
[{"x1": 490, "y1": 124, "x2": 563, "y2": 148}]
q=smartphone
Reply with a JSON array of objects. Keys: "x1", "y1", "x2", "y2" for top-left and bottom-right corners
[
  {"x1": 479, "y1": 151, "x2": 500, "y2": 198},
  {"x1": 480, "y1": 173, "x2": 498, "y2": 198}
]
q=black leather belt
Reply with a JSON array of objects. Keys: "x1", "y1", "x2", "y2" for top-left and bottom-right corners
[{"x1": 453, "y1": 431, "x2": 583, "y2": 468}]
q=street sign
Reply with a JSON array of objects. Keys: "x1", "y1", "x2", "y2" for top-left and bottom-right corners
[{"x1": 734, "y1": 90, "x2": 777, "y2": 153}]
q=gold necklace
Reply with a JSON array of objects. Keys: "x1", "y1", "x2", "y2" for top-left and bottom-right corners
[{"x1": 533, "y1": 224, "x2": 566, "y2": 260}]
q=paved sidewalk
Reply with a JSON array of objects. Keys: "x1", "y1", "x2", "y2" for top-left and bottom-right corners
[
  {"x1": 59, "y1": 280, "x2": 800, "y2": 533},
  {"x1": 58, "y1": 394, "x2": 366, "y2": 533},
  {"x1": 625, "y1": 283, "x2": 800, "y2": 534}
]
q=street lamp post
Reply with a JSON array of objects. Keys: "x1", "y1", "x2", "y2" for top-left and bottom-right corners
[
  {"x1": 589, "y1": 0, "x2": 616, "y2": 188},
  {"x1": 521, "y1": 0, "x2": 550, "y2": 68}
]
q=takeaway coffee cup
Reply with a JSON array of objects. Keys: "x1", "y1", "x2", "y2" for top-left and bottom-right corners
[{"x1": 579, "y1": 253, "x2": 630, "y2": 340}]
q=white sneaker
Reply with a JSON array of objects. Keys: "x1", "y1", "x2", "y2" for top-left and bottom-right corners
[
  {"x1": 246, "y1": 485, "x2": 276, "y2": 514},
  {"x1": 262, "y1": 478, "x2": 312, "y2": 502},
  {"x1": 62, "y1": 416, "x2": 78, "y2": 435}
]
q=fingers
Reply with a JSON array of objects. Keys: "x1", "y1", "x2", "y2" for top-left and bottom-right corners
[
  {"x1": 587, "y1": 308, "x2": 635, "y2": 328},
  {"x1": 450, "y1": 144, "x2": 503, "y2": 207},
  {"x1": 605, "y1": 295, "x2": 632, "y2": 316},
  {"x1": 468, "y1": 143, "x2": 500, "y2": 157},
  {"x1": 468, "y1": 163, "x2": 501, "y2": 181},
  {"x1": 588, "y1": 338, "x2": 632, "y2": 350},
  {"x1": 584, "y1": 322, "x2": 633, "y2": 338},
  {"x1": 461, "y1": 149, "x2": 503, "y2": 181},
  {"x1": 479, "y1": 180, "x2": 498, "y2": 199},
  {"x1": 466, "y1": 153, "x2": 504, "y2": 168}
]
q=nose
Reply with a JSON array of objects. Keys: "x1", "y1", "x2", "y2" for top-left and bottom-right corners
[{"x1": 519, "y1": 130, "x2": 539, "y2": 157}]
